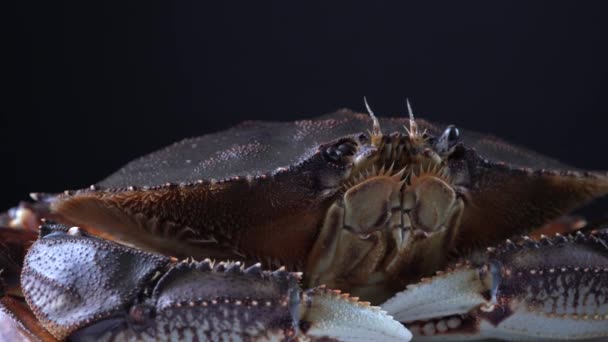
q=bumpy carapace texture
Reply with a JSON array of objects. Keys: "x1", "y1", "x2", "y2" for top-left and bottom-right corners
[
  {"x1": 21, "y1": 225, "x2": 411, "y2": 341},
  {"x1": 39, "y1": 109, "x2": 608, "y2": 304}
]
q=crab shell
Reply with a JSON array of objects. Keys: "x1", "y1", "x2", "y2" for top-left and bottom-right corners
[{"x1": 29, "y1": 109, "x2": 608, "y2": 303}]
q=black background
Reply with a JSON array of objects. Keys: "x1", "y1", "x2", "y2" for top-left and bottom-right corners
[{"x1": 4, "y1": 2, "x2": 608, "y2": 211}]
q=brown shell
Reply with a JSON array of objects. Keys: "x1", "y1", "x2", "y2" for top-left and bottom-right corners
[
  {"x1": 45, "y1": 110, "x2": 608, "y2": 266},
  {"x1": 97, "y1": 109, "x2": 568, "y2": 188}
]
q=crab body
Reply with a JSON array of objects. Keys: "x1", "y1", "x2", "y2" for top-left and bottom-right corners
[{"x1": 2, "y1": 108, "x2": 608, "y2": 341}]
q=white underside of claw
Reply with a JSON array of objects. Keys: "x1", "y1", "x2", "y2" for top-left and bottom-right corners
[
  {"x1": 381, "y1": 267, "x2": 488, "y2": 323},
  {"x1": 407, "y1": 308, "x2": 608, "y2": 341},
  {"x1": 300, "y1": 287, "x2": 412, "y2": 341},
  {"x1": 381, "y1": 265, "x2": 608, "y2": 341},
  {"x1": 478, "y1": 305, "x2": 608, "y2": 341}
]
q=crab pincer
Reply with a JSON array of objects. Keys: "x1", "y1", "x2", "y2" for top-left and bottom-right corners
[
  {"x1": 382, "y1": 229, "x2": 608, "y2": 341},
  {"x1": 20, "y1": 224, "x2": 411, "y2": 341}
]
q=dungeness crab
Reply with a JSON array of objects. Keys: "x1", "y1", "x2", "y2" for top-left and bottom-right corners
[{"x1": 1, "y1": 102, "x2": 608, "y2": 341}]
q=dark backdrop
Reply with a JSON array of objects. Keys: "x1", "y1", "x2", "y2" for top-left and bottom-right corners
[{"x1": 4, "y1": 2, "x2": 608, "y2": 211}]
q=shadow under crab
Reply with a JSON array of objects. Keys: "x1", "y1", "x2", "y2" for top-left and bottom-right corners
[{"x1": 2, "y1": 104, "x2": 608, "y2": 341}]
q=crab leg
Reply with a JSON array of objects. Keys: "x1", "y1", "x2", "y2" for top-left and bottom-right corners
[
  {"x1": 381, "y1": 229, "x2": 608, "y2": 341},
  {"x1": 21, "y1": 224, "x2": 411, "y2": 341}
]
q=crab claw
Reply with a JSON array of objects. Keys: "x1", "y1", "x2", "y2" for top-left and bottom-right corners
[
  {"x1": 21, "y1": 224, "x2": 410, "y2": 341},
  {"x1": 300, "y1": 286, "x2": 412, "y2": 341},
  {"x1": 382, "y1": 229, "x2": 608, "y2": 341}
]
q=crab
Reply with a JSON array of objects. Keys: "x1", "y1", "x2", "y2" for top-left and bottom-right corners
[{"x1": 1, "y1": 103, "x2": 608, "y2": 341}]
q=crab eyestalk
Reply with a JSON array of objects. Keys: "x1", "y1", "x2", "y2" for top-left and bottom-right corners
[
  {"x1": 382, "y1": 229, "x2": 608, "y2": 341},
  {"x1": 21, "y1": 224, "x2": 411, "y2": 341}
]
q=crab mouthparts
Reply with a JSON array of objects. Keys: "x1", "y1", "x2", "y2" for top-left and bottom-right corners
[{"x1": 306, "y1": 133, "x2": 464, "y2": 303}]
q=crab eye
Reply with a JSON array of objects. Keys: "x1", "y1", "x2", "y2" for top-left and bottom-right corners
[
  {"x1": 324, "y1": 140, "x2": 357, "y2": 162},
  {"x1": 337, "y1": 142, "x2": 357, "y2": 156},
  {"x1": 435, "y1": 125, "x2": 460, "y2": 154},
  {"x1": 357, "y1": 133, "x2": 369, "y2": 144},
  {"x1": 446, "y1": 125, "x2": 459, "y2": 142}
]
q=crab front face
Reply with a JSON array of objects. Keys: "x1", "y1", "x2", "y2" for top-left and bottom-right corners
[
  {"x1": 2, "y1": 106, "x2": 608, "y2": 341},
  {"x1": 306, "y1": 114, "x2": 467, "y2": 302}
]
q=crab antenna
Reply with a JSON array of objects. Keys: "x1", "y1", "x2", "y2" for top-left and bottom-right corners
[
  {"x1": 364, "y1": 96, "x2": 382, "y2": 138},
  {"x1": 406, "y1": 98, "x2": 419, "y2": 138}
]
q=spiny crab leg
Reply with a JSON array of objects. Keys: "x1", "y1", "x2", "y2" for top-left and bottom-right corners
[
  {"x1": 20, "y1": 224, "x2": 411, "y2": 341},
  {"x1": 381, "y1": 229, "x2": 608, "y2": 341}
]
